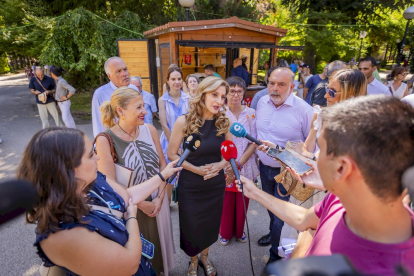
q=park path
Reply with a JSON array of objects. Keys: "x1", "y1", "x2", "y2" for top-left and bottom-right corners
[{"x1": 0, "y1": 73, "x2": 271, "y2": 276}]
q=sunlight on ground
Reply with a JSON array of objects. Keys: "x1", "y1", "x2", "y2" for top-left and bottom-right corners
[{"x1": 22, "y1": 264, "x2": 39, "y2": 276}]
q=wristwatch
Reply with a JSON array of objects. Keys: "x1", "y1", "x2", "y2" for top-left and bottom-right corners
[{"x1": 309, "y1": 153, "x2": 316, "y2": 161}]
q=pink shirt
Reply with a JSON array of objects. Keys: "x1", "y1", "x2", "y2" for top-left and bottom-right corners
[{"x1": 306, "y1": 193, "x2": 414, "y2": 275}]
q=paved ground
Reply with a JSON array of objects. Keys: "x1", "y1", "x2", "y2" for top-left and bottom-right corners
[{"x1": 0, "y1": 73, "x2": 271, "y2": 276}]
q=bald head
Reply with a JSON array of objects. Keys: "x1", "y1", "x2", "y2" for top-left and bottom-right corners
[
  {"x1": 104, "y1": 57, "x2": 130, "y2": 88},
  {"x1": 35, "y1": 67, "x2": 44, "y2": 79},
  {"x1": 233, "y1": 58, "x2": 242, "y2": 67},
  {"x1": 267, "y1": 67, "x2": 296, "y2": 107}
]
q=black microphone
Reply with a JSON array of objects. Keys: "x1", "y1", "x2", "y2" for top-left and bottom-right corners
[
  {"x1": 230, "y1": 122, "x2": 262, "y2": 146},
  {"x1": 0, "y1": 179, "x2": 37, "y2": 224},
  {"x1": 166, "y1": 133, "x2": 202, "y2": 184},
  {"x1": 221, "y1": 140, "x2": 241, "y2": 190}
]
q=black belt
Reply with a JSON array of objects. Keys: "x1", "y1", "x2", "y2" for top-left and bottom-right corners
[{"x1": 57, "y1": 99, "x2": 69, "y2": 102}]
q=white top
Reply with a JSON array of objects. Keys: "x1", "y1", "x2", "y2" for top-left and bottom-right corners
[
  {"x1": 387, "y1": 81, "x2": 407, "y2": 99},
  {"x1": 91, "y1": 81, "x2": 138, "y2": 137},
  {"x1": 256, "y1": 93, "x2": 314, "y2": 167},
  {"x1": 402, "y1": 94, "x2": 414, "y2": 109},
  {"x1": 367, "y1": 78, "x2": 392, "y2": 96}
]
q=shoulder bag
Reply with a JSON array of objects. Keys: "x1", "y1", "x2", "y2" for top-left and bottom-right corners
[{"x1": 35, "y1": 76, "x2": 48, "y2": 103}]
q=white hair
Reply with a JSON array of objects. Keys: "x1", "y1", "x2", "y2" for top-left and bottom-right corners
[
  {"x1": 130, "y1": 76, "x2": 142, "y2": 84},
  {"x1": 104, "y1": 57, "x2": 126, "y2": 75}
]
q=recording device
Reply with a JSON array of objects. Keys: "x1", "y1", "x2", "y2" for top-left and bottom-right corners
[
  {"x1": 166, "y1": 133, "x2": 202, "y2": 184},
  {"x1": 266, "y1": 147, "x2": 283, "y2": 158},
  {"x1": 230, "y1": 122, "x2": 262, "y2": 146},
  {"x1": 0, "y1": 179, "x2": 37, "y2": 225},
  {"x1": 141, "y1": 235, "x2": 155, "y2": 259},
  {"x1": 220, "y1": 140, "x2": 240, "y2": 188}
]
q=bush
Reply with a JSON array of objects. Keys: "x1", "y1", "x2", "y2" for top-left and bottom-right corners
[
  {"x1": 316, "y1": 61, "x2": 327, "y2": 74},
  {"x1": 0, "y1": 53, "x2": 11, "y2": 74}
]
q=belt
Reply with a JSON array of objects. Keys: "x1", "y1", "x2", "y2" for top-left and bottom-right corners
[{"x1": 57, "y1": 99, "x2": 69, "y2": 103}]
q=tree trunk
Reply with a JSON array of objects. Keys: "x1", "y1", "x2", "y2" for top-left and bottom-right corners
[
  {"x1": 388, "y1": 46, "x2": 393, "y2": 61},
  {"x1": 383, "y1": 44, "x2": 388, "y2": 63}
]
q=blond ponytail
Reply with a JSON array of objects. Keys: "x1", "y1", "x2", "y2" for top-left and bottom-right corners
[{"x1": 100, "y1": 87, "x2": 141, "y2": 128}]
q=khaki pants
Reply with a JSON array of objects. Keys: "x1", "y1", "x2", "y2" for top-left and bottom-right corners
[
  {"x1": 58, "y1": 100, "x2": 76, "y2": 129},
  {"x1": 37, "y1": 102, "x2": 61, "y2": 129}
]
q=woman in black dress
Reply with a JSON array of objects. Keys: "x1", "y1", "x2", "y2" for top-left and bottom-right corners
[{"x1": 168, "y1": 77, "x2": 232, "y2": 276}]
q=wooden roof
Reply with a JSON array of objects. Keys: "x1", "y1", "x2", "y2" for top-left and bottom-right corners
[{"x1": 143, "y1": 17, "x2": 288, "y2": 38}]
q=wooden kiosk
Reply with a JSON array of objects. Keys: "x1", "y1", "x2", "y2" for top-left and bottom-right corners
[{"x1": 117, "y1": 17, "x2": 292, "y2": 101}]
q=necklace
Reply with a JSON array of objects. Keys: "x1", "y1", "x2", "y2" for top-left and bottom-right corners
[{"x1": 118, "y1": 123, "x2": 137, "y2": 142}]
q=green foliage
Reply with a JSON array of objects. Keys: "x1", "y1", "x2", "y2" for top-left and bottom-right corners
[{"x1": 0, "y1": 52, "x2": 11, "y2": 74}]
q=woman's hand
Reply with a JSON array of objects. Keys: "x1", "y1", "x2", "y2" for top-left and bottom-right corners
[
  {"x1": 257, "y1": 139, "x2": 276, "y2": 153},
  {"x1": 225, "y1": 166, "x2": 235, "y2": 184},
  {"x1": 286, "y1": 161, "x2": 326, "y2": 191},
  {"x1": 124, "y1": 198, "x2": 138, "y2": 220},
  {"x1": 149, "y1": 197, "x2": 162, "y2": 217},
  {"x1": 202, "y1": 162, "x2": 223, "y2": 180},
  {"x1": 236, "y1": 176, "x2": 259, "y2": 199},
  {"x1": 137, "y1": 201, "x2": 156, "y2": 216},
  {"x1": 160, "y1": 159, "x2": 182, "y2": 179}
]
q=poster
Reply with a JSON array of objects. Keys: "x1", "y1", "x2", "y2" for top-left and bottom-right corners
[
  {"x1": 221, "y1": 54, "x2": 226, "y2": 65},
  {"x1": 184, "y1": 54, "x2": 191, "y2": 65}
]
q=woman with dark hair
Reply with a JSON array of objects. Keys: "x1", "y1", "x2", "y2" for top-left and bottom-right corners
[
  {"x1": 219, "y1": 76, "x2": 259, "y2": 246},
  {"x1": 19, "y1": 127, "x2": 181, "y2": 276},
  {"x1": 387, "y1": 66, "x2": 409, "y2": 99},
  {"x1": 168, "y1": 77, "x2": 232, "y2": 276}
]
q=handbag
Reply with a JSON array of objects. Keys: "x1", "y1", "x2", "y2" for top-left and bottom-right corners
[
  {"x1": 35, "y1": 76, "x2": 49, "y2": 104},
  {"x1": 39, "y1": 263, "x2": 66, "y2": 276},
  {"x1": 93, "y1": 132, "x2": 136, "y2": 188}
]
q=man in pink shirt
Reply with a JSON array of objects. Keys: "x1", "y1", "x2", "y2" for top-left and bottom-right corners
[{"x1": 240, "y1": 95, "x2": 414, "y2": 275}]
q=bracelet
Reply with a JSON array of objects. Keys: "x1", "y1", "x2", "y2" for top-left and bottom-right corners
[
  {"x1": 157, "y1": 172, "x2": 166, "y2": 182},
  {"x1": 236, "y1": 160, "x2": 243, "y2": 170},
  {"x1": 125, "y1": 216, "x2": 137, "y2": 223}
]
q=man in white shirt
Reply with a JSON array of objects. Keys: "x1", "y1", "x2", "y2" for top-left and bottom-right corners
[
  {"x1": 91, "y1": 57, "x2": 138, "y2": 137},
  {"x1": 358, "y1": 57, "x2": 391, "y2": 96},
  {"x1": 130, "y1": 76, "x2": 158, "y2": 125},
  {"x1": 255, "y1": 67, "x2": 314, "y2": 261}
]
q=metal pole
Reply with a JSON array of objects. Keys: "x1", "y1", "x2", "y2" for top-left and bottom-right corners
[
  {"x1": 357, "y1": 38, "x2": 363, "y2": 61},
  {"x1": 396, "y1": 20, "x2": 411, "y2": 65},
  {"x1": 185, "y1": 8, "x2": 189, "y2": 21}
]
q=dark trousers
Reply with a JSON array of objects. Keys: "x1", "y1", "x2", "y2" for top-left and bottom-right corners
[{"x1": 259, "y1": 162, "x2": 290, "y2": 260}]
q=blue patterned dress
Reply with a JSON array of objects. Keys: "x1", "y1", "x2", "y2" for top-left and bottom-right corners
[{"x1": 34, "y1": 172, "x2": 156, "y2": 276}]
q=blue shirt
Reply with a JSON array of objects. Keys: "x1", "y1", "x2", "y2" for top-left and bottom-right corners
[
  {"x1": 231, "y1": 66, "x2": 250, "y2": 86},
  {"x1": 289, "y1": 63, "x2": 298, "y2": 74},
  {"x1": 305, "y1": 74, "x2": 324, "y2": 104},
  {"x1": 29, "y1": 75, "x2": 56, "y2": 104},
  {"x1": 256, "y1": 93, "x2": 314, "y2": 167},
  {"x1": 141, "y1": 90, "x2": 158, "y2": 124},
  {"x1": 213, "y1": 72, "x2": 221, "y2": 78},
  {"x1": 92, "y1": 82, "x2": 139, "y2": 137},
  {"x1": 250, "y1": 88, "x2": 268, "y2": 110}
]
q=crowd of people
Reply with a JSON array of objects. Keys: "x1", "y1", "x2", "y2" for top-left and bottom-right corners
[{"x1": 16, "y1": 54, "x2": 414, "y2": 276}]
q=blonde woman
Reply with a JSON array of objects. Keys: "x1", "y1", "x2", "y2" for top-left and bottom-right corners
[
  {"x1": 168, "y1": 77, "x2": 232, "y2": 276},
  {"x1": 96, "y1": 87, "x2": 175, "y2": 276}
]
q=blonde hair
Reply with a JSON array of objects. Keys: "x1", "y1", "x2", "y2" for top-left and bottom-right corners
[
  {"x1": 183, "y1": 77, "x2": 230, "y2": 137},
  {"x1": 100, "y1": 87, "x2": 141, "y2": 128},
  {"x1": 331, "y1": 69, "x2": 367, "y2": 102}
]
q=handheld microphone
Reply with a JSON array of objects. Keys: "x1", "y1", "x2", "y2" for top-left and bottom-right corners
[
  {"x1": 0, "y1": 179, "x2": 37, "y2": 225},
  {"x1": 220, "y1": 140, "x2": 241, "y2": 190},
  {"x1": 230, "y1": 122, "x2": 262, "y2": 146},
  {"x1": 166, "y1": 133, "x2": 202, "y2": 184}
]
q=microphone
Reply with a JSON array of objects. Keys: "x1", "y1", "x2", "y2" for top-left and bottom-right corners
[
  {"x1": 166, "y1": 133, "x2": 202, "y2": 184},
  {"x1": 220, "y1": 140, "x2": 241, "y2": 190},
  {"x1": 230, "y1": 122, "x2": 262, "y2": 146},
  {"x1": 0, "y1": 179, "x2": 37, "y2": 225}
]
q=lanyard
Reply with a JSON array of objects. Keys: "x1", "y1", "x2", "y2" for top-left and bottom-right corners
[{"x1": 90, "y1": 190, "x2": 115, "y2": 216}]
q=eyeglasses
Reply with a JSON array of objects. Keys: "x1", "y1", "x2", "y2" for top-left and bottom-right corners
[
  {"x1": 398, "y1": 73, "x2": 409, "y2": 76},
  {"x1": 229, "y1": 89, "x2": 244, "y2": 96},
  {"x1": 326, "y1": 87, "x2": 339, "y2": 98}
]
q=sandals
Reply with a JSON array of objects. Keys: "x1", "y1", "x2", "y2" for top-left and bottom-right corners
[
  {"x1": 238, "y1": 232, "x2": 247, "y2": 243},
  {"x1": 219, "y1": 236, "x2": 229, "y2": 246},
  {"x1": 187, "y1": 260, "x2": 199, "y2": 276},
  {"x1": 199, "y1": 254, "x2": 218, "y2": 276}
]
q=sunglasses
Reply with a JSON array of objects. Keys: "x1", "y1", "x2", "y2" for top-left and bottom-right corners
[{"x1": 326, "y1": 87, "x2": 339, "y2": 98}]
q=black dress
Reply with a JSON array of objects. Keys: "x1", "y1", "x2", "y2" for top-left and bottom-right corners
[{"x1": 178, "y1": 119, "x2": 226, "y2": 256}]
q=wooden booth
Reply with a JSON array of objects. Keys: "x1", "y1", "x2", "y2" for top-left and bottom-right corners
[{"x1": 117, "y1": 17, "x2": 292, "y2": 102}]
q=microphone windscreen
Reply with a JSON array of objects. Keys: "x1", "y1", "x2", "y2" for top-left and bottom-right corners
[
  {"x1": 230, "y1": 122, "x2": 247, "y2": 138},
  {"x1": 182, "y1": 133, "x2": 202, "y2": 152},
  {"x1": 220, "y1": 140, "x2": 238, "y2": 161}
]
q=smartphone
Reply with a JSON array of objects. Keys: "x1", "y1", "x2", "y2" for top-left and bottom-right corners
[
  {"x1": 276, "y1": 150, "x2": 312, "y2": 175},
  {"x1": 266, "y1": 147, "x2": 283, "y2": 158},
  {"x1": 141, "y1": 236, "x2": 155, "y2": 259}
]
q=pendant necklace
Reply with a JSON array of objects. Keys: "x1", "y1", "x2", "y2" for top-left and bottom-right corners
[{"x1": 118, "y1": 123, "x2": 137, "y2": 142}]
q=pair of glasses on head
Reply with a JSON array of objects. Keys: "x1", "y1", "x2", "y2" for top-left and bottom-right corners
[
  {"x1": 398, "y1": 72, "x2": 409, "y2": 76},
  {"x1": 326, "y1": 87, "x2": 339, "y2": 98},
  {"x1": 229, "y1": 89, "x2": 244, "y2": 96}
]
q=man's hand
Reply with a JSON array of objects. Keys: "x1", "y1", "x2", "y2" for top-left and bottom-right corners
[{"x1": 60, "y1": 96, "x2": 67, "y2": 101}]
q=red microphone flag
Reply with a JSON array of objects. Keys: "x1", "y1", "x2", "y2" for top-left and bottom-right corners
[{"x1": 220, "y1": 140, "x2": 238, "y2": 160}]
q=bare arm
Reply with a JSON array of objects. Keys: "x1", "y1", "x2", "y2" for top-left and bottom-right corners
[
  {"x1": 303, "y1": 113, "x2": 318, "y2": 154},
  {"x1": 240, "y1": 176, "x2": 319, "y2": 231},
  {"x1": 403, "y1": 86, "x2": 409, "y2": 98},
  {"x1": 303, "y1": 87, "x2": 309, "y2": 100},
  {"x1": 238, "y1": 143, "x2": 256, "y2": 166},
  {"x1": 158, "y1": 98, "x2": 171, "y2": 140},
  {"x1": 41, "y1": 202, "x2": 141, "y2": 276},
  {"x1": 30, "y1": 89, "x2": 41, "y2": 95}
]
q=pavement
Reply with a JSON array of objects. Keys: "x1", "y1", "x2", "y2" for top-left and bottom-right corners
[{"x1": 0, "y1": 73, "x2": 271, "y2": 276}]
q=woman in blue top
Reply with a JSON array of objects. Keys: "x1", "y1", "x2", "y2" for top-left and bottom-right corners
[
  {"x1": 18, "y1": 127, "x2": 181, "y2": 276},
  {"x1": 158, "y1": 65, "x2": 190, "y2": 203}
]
